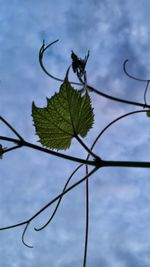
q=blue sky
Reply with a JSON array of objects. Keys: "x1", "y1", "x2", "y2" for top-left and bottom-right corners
[{"x1": 1, "y1": 0, "x2": 150, "y2": 266}]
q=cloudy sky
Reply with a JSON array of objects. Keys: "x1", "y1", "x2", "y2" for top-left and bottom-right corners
[{"x1": 1, "y1": 0, "x2": 150, "y2": 266}]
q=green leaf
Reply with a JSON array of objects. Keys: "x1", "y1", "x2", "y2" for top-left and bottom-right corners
[
  {"x1": 32, "y1": 73, "x2": 94, "y2": 150},
  {"x1": 147, "y1": 111, "x2": 150, "y2": 117}
]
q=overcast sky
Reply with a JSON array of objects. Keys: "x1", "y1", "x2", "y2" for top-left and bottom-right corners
[{"x1": 1, "y1": 0, "x2": 150, "y2": 266}]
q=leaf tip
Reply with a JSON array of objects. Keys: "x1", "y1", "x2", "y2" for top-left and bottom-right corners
[
  {"x1": 64, "y1": 67, "x2": 71, "y2": 83},
  {"x1": 32, "y1": 101, "x2": 36, "y2": 109}
]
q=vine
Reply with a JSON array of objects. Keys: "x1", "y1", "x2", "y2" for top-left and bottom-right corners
[{"x1": 0, "y1": 40, "x2": 150, "y2": 266}]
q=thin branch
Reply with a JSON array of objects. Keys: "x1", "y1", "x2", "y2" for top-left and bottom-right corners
[
  {"x1": 0, "y1": 136, "x2": 96, "y2": 167},
  {"x1": 101, "y1": 160, "x2": 150, "y2": 168},
  {"x1": 75, "y1": 134, "x2": 101, "y2": 160},
  {"x1": 23, "y1": 140, "x2": 97, "y2": 166},
  {"x1": 0, "y1": 136, "x2": 20, "y2": 143},
  {"x1": 0, "y1": 220, "x2": 28, "y2": 230},
  {"x1": 93, "y1": 109, "x2": 150, "y2": 142},
  {"x1": 34, "y1": 164, "x2": 84, "y2": 231},
  {"x1": 123, "y1": 60, "x2": 150, "y2": 106},
  {"x1": 0, "y1": 116, "x2": 24, "y2": 141},
  {"x1": 123, "y1": 59, "x2": 150, "y2": 82},
  {"x1": 29, "y1": 167, "x2": 99, "y2": 222},
  {"x1": 85, "y1": 84, "x2": 150, "y2": 108},
  {"x1": 22, "y1": 222, "x2": 33, "y2": 248},
  {"x1": 0, "y1": 167, "x2": 98, "y2": 232},
  {"x1": 39, "y1": 40, "x2": 63, "y2": 83},
  {"x1": 39, "y1": 40, "x2": 81, "y2": 86},
  {"x1": 144, "y1": 81, "x2": 150, "y2": 106},
  {"x1": 3, "y1": 145, "x2": 21, "y2": 154},
  {"x1": 83, "y1": 164, "x2": 89, "y2": 267}
]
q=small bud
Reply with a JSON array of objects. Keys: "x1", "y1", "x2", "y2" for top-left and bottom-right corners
[
  {"x1": 0, "y1": 144, "x2": 6, "y2": 159},
  {"x1": 71, "y1": 51, "x2": 89, "y2": 77}
]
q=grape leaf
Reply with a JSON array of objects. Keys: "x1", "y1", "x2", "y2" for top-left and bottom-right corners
[
  {"x1": 147, "y1": 111, "x2": 150, "y2": 117},
  {"x1": 32, "y1": 72, "x2": 94, "y2": 150}
]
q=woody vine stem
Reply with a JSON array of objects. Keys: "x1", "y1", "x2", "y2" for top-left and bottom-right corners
[{"x1": 0, "y1": 40, "x2": 150, "y2": 266}]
